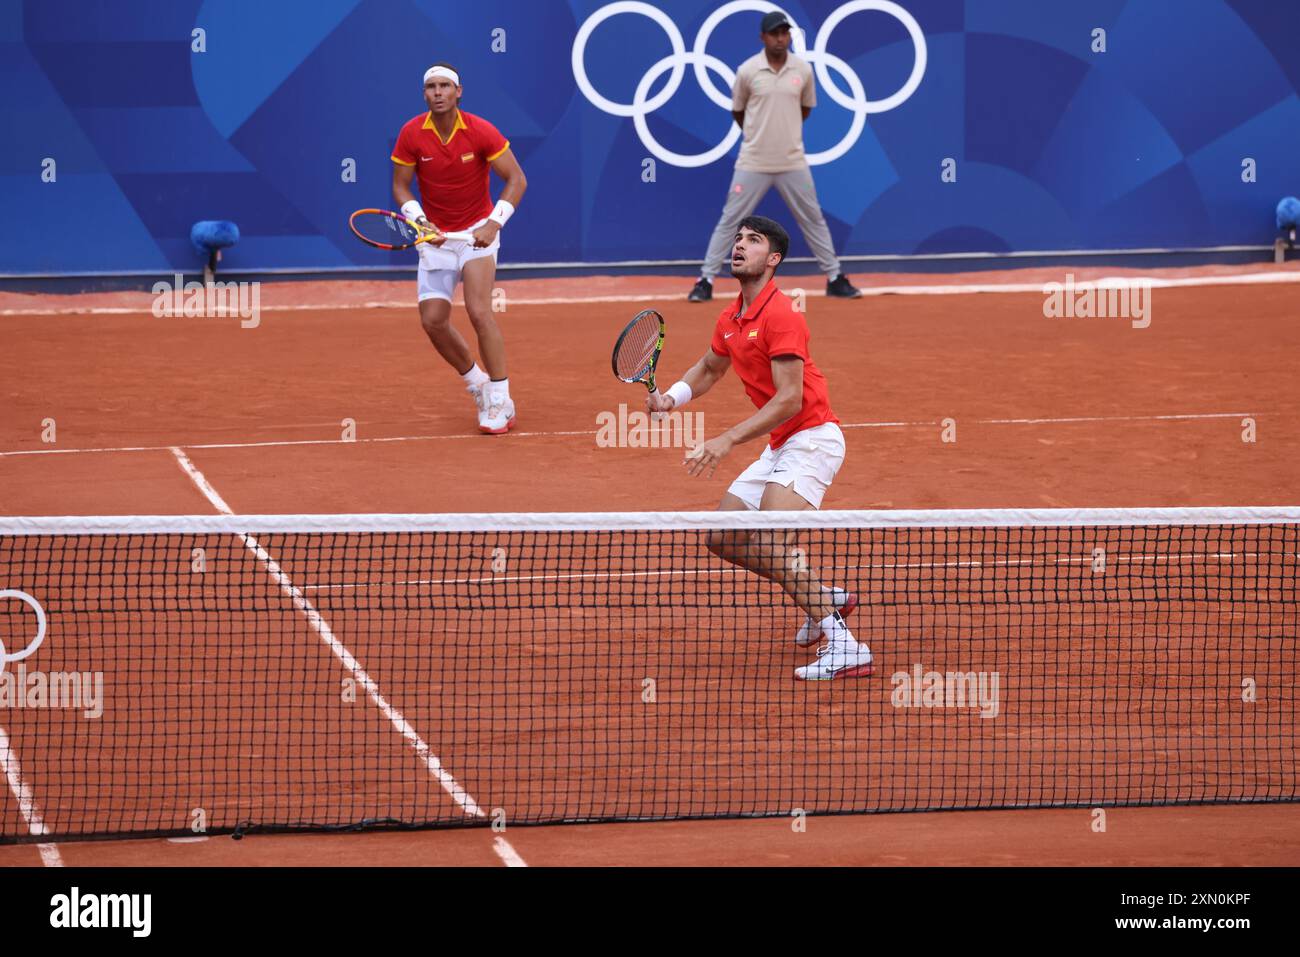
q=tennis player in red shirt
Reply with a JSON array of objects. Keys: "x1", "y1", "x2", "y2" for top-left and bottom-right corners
[
  {"x1": 648, "y1": 216, "x2": 870, "y2": 680},
  {"x1": 392, "y1": 63, "x2": 527, "y2": 434}
]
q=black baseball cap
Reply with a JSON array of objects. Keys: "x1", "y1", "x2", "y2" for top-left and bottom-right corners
[{"x1": 760, "y1": 11, "x2": 791, "y2": 33}]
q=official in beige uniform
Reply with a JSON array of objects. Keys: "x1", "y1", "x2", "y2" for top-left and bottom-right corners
[{"x1": 690, "y1": 10, "x2": 861, "y2": 302}]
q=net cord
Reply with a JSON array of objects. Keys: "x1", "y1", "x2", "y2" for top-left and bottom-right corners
[{"x1": 1, "y1": 506, "x2": 1298, "y2": 536}]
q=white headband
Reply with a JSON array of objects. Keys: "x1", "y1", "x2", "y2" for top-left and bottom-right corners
[{"x1": 423, "y1": 66, "x2": 460, "y2": 86}]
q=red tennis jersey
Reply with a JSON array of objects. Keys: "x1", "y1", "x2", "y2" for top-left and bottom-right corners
[
  {"x1": 710, "y1": 280, "x2": 839, "y2": 450},
  {"x1": 391, "y1": 109, "x2": 510, "y2": 232}
]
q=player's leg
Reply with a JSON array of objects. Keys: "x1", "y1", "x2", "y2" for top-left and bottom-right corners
[
  {"x1": 707, "y1": 480, "x2": 869, "y2": 679},
  {"x1": 773, "y1": 166, "x2": 861, "y2": 298},
  {"x1": 460, "y1": 243, "x2": 515, "y2": 434},
  {"x1": 714, "y1": 424, "x2": 847, "y2": 618},
  {"x1": 706, "y1": 444, "x2": 823, "y2": 581},
  {"x1": 691, "y1": 170, "x2": 774, "y2": 301},
  {"x1": 758, "y1": 424, "x2": 869, "y2": 678},
  {"x1": 759, "y1": 469, "x2": 857, "y2": 647},
  {"x1": 417, "y1": 270, "x2": 490, "y2": 423},
  {"x1": 751, "y1": 483, "x2": 870, "y2": 680},
  {"x1": 704, "y1": 443, "x2": 769, "y2": 567},
  {"x1": 460, "y1": 254, "x2": 506, "y2": 378},
  {"x1": 704, "y1": 490, "x2": 758, "y2": 568},
  {"x1": 747, "y1": 482, "x2": 844, "y2": 627},
  {"x1": 704, "y1": 431, "x2": 868, "y2": 678},
  {"x1": 707, "y1": 442, "x2": 847, "y2": 629},
  {"x1": 418, "y1": 297, "x2": 471, "y2": 368}
]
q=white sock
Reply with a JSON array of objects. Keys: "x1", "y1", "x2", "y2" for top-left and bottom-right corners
[
  {"x1": 488, "y1": 378, "x2": 510, "y2": 402},
  {"x1": 820, "y1": 612, "x2": 856, "y2": 646},
  {"x1": 821, "y1": 585, "x2": 849, "y2": 605},
  {"x1": 462, "y1": 363, "x2": 490, "y2": 389}
]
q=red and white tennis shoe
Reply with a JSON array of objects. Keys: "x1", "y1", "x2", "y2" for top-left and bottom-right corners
[
  {"x1": 795, "y1": 637, "x2": 874, "y2": 680},
  {"x1": 479, "y1": 395, "x2": 517, "y2": 434}
]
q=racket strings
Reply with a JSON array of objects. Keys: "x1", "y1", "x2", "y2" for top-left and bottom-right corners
[
  {"x1": 615, "y1": 316, "x2": 659, "y2": 380},
  {"x1": 390, "y1": 218, "x2": 420, "y2": 242},
  {"x1": 383, "y1": 216, "x2": 421, "y2": 244},
  {"x1": 353, "y1": 211, "x2": 422, "y2": 246}
]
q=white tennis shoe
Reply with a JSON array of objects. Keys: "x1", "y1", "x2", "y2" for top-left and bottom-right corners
[
  {"x1": 795, "y1": 636, "x2": 874, "y2": 681},
  {"x1": 467, "y1": 381, "x2": 487, "y2": 420},
  {"x1": 794, "y1": 588, "x2": 857, "y2": 646},
  {"x1": 479, "y1": 395, "x2": 517, "y2": 435}
]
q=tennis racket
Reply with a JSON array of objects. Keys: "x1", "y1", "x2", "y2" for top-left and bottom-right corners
[
  {"x1": 349, "y1": 208, "x2": 475, "y2": 250},
  {"x1": 612, "y1": 309, "x2": 666, "y2": 405}
]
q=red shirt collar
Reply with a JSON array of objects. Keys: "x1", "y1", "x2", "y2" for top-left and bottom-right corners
[{"x1": 726, "y1": 279, "x2": 780, "y2": 324}]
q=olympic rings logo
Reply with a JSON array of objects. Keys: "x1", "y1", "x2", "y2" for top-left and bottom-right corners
[
  {"x1": 572, "y1": 0, "x2": 926, "y2": 168},
  {"x1": 0, "y1": 589, "x2": 47, "y2": 679}
]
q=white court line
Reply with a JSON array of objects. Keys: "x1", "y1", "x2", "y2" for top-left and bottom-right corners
[
  {"x1": 493, "y1": 835, "x2": 528, "y2": 867},
  {"x1": 0, "y1": 726, "x2": 63, "y2": 866},
  {"x1": 964, "y1": 412, "x2": 1259, "y2": 426},
  {"x1": 0, "y1": 412, "x2": 1259, "y2": 459},
  {"x1": 841, "y1": 412, "x2": 1260, "y2": 429},
  {"x1": 169, "y1": 447, "x2": 526, "y2": 866},
  {"x1": 0, "y1": 296, "x2": 678, "y2": 316},
  {"x1": 0, "y1": 242, "x2": 1277, "y2": 279},
  {"x1": 3, "y1": 267, "x2": 1300, "y2": 317}
]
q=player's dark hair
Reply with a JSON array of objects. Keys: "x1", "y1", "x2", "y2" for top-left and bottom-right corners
[{"x1": 737, "y1": 215, "x2": 790, "y2": 270}]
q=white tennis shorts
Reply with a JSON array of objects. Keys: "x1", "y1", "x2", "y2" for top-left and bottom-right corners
[
  {"x1": 416, "y1": 217, "x2": 499, "y2": 303},
  {"x1": 727, "y1": 422, "x2": 846, "y2": 510}
]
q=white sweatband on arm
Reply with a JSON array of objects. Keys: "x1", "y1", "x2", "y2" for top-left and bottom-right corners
[
  {"x1": 400, "y1": 200, "x2": 425, "y2": 223},
  {"x1": 665, "y1": 380, "x2": 693, "y2": 409},
  {"x1": 488, "y1": 199, "x2": 515, "y2": 228}
]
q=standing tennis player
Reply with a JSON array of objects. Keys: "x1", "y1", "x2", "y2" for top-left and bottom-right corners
[
  {"x1": 688, "y1": 10, "x2": 861, "y2": 303},
  {"x1": 650, "y1": 215, "x2": 870, "y2": 681},
  {"x1": 392, "y1": 63, "x2": 527, "y2": 434}
]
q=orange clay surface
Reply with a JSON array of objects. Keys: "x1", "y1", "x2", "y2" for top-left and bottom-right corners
[{"x1": 1, "y1": 264, "x2": 1297, "y2": 865}]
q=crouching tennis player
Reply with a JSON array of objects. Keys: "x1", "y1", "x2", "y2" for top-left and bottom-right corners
[{"x1": 647, "y1": 215, "x2": 870, "y2": 680}]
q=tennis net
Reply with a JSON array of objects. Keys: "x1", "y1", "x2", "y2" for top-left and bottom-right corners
[{"x1": 1, "y1": 508, "x2": 1296, "y2": 843}]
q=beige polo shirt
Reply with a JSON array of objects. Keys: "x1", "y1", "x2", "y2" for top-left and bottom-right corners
[{"x1": 732, "y1": 51, "x2": 816, "y2": 173}]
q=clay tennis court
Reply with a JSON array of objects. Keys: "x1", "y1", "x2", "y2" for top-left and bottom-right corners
[{"x1": 2, "y1": 263, "x2": 1298, "y2": 866}]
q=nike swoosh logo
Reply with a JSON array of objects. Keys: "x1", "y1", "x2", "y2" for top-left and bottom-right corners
[
  {"x1": 724, "y1": 332, "x2": 734, "y2": 339},
  {"x1": 420, "y1": 156, "x2": 433, "y2": 162}
]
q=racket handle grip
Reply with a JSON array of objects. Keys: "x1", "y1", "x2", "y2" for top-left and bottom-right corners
[{"x1": 648, "y1": 387, "x2": 665, "y2": 421}]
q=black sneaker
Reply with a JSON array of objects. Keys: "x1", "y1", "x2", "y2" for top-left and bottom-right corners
[
  {"x1": 688, "y1": 277, "x2": 713, "y2": 302},
  {"x1": 826, "y1": 274, "x2": 863, "y2": 298}
]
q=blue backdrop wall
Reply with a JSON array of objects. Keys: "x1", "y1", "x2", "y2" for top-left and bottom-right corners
[{"x1": 2, "y1": 0, "x2": 1298, "y2": 274}]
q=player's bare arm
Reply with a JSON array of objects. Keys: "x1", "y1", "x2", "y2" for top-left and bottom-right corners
[{"x1": 685, "y1": 356, "x2": 803, "y2": 479}]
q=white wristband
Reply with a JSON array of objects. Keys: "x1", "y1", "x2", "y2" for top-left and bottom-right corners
[
  {"x1": 665, "y1": 380, "x2": 693, "y2": 409},
  {"x1": 400, "y1": 200, "x2": 425, "y2": 223},
  {"x1": 488, "y1": 199, "x2": 515, "y2": 228}
]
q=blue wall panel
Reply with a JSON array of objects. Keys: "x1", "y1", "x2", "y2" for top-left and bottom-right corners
[{"x1": 0, "y1": 0, "x2": 1295, "y2": 274}]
